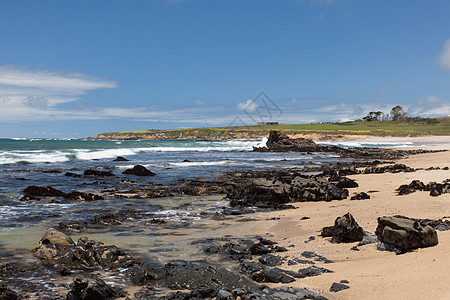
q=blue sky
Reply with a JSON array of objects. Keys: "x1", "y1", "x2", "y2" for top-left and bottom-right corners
[{"x1": 0, "y1": 0, "x2": 449, "y2": 138}]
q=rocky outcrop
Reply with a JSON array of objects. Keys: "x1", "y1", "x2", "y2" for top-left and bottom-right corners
[
  {"x1": 396, "y1": 179, "x2": 450, "y2": 196},
  {"x1": 253, "y1": 130, "x2": 338, "y2": 153},
  {"x1": 376, "y1": 216, "x2": 439, "y2": 253},
  {"x1": 122, "y1": 165, "x2": 156, "y2": 176},
  {"x1": 21, "y1": 185, "x2": 104, "y2": 202},
  {"x1": 321, "y1": 213, "x2": 366, "y2": 243},
  {"x1": 364, "y1": 164, "x2": 415, "y2": 174},
  {"x1": 227, "y1": 176, "x2": 349, "y2": 209}
]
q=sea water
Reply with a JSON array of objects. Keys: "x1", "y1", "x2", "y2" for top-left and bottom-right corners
[{"x1": 0, "y1": 137, "x2": 445, "y2": 256}]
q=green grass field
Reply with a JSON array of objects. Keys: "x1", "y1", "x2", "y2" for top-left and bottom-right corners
[{"x1": 97, "y1": 117, "x2": 450, "y2": 139}]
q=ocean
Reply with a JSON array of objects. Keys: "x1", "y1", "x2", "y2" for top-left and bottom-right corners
[
  {"x1": 0, "y1": 137, "x2": 446, "y2": 255},
  {"x1": 0, "y1": 138, "x2": 446, "y2": 296}
]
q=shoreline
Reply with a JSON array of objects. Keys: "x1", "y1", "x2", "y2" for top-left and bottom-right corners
[
  {"x1": 1, "y1": 137, "x2": 449, "y2": 299},
  {"x1": 250, "y1": 145, "x2": 450, "y2": 299}
]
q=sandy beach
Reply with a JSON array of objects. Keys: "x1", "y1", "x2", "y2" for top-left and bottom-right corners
[{"x1": 244, "y1": 141, "x2": 450, "y2": 299}]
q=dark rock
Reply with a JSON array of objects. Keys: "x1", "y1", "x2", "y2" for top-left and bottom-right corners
[
  {"x1": 113, "y1": 156, "x2": 129, "y2": 161},
  {"x1": 0, "y1": 283, "x2": 19, "y2": 300},
  {"x1": 84, "y1": 169, "x2": 115, "y2": 177},
  {"x1": 66, "y1": 275, "x2": 117, "y2": 300},
  {"x1": 297, "y1": 266, "x2": 333, "y2": 278},
  {"x1": 258, "y1": 254, "x2": 284, "y2": 266},
  {"x1": 249, "y1": 242, "x2": 271, "y2": 255},
  {"x1": 321, "y1": 213, "x2": 365, "y2": 243},
  {"x1": 165, "y1": 260, "x2": 257, "y2": 291},
  {"x1": 126, "y1": 263, "x2": 167, "y2": 284},
  {"x1": 216, "y1": 289, "x2": 234, "y2": 300},
  {"x1": 350, "y1": 192, "x2": 370, "y2": 200},
  {"x1": 253, "y1": 130, "x2": 321, "y2": 153},
  {"x1": 364, "y1": 164, "x2": 415, "y2": 174},
  {"x1": 238, "y1": 260, "x2": 264, "y2": 276},
  {"x1": 329, "y1": 282, "x2": 350, "y2": 292},
  {"x1": 376, "y1": 216, "x2": 439, "y2": 253},
  {"x1": 335, "y1": 177, "x2": 359, "y2": 188},
  {"x1": 253, "y1": 267, "x2": 296, "y2": 283},
  {"x1": 23, "y1": 185, "x2": 65, "y2": 197},
  {"x1": 122, "y1": 165, "x2": 156, "y2": 176},
  {"x1": 64, "y1": 191, "x2": 104, "y2": 201},
  {"x1": 300, "y1": 251, "x2": 333, "y2": 263},
  {"x1": 65, "y1": 172, "x2": 82, "y2": 178}
]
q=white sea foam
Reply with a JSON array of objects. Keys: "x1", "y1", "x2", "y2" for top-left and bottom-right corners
[
  {"x1": 168, "y1": 160, "x2": 234, "y2": 167},
  {"x1": 74, "y1": 148, "x2": 138, "y2": 160},
  {"x1": 316, "y1": 141, "x2": 415, "y2": 148}
]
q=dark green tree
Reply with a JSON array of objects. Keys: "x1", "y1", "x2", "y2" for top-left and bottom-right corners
[{"x1": 390, "y1": 106, "x2": 407, "y2": 121}]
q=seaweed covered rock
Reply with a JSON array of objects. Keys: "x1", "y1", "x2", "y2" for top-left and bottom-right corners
[
  {"x1": 376, "y1": 216, "x2": 438, "y2": 252},
  {"x1": 321, "y1": 213, "x2": 365, "y2": 243}
]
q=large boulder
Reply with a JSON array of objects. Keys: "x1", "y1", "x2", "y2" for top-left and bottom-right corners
[
  {"x1": 253, "y1": 130, "x2": 326, "y2": 152},
  {"x1": 321, "y1": 213, "x2": 365, "y2": 243},
  {"x1": 122, "y1": 165, "x2": 156, "y2": 176},
  {"x1": 376, "y1": 216, "x2": 438, "y2": 252}
]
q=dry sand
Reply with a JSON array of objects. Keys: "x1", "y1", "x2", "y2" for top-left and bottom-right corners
[{"x1": 245, "y1": 141, "x2": 450, "y2": 300}]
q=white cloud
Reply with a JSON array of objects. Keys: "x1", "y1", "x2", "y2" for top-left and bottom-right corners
[
  {"x1": 0, "y1": 65, "x2": 117, "y2": 106},
  {"x1": 237, "y1": 99, "x2": 258, "y2": 112},
  {"x1": 438, "y1": 39, "x2": 450, "y2": 70},
  {"x1": 194, "y1": 98, "x2": 205, "y2": 105}
]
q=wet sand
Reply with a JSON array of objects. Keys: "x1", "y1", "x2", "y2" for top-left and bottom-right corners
[{"x1": 246, "y1": 144, "x2": 450, "y2": 299}]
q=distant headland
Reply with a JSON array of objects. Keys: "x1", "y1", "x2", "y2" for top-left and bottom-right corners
[{"x1": 91, "y1": 117, "x2": 450, "y2": 141}]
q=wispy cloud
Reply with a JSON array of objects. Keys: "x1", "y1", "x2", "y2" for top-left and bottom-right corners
[
  {"x1": 437, "y1": 38, "x2": 450, "y2": 70},
  {"x1": 237, "y1": 99, "x2": 258, "y2": 112},
  {"x1": 0, "y1": 65, "x2": 117, "y2": 106}
]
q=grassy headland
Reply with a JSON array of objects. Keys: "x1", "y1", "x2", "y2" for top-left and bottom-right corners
[{"x1": 92, "y1": 117, "x2": 450, "y2": 140}]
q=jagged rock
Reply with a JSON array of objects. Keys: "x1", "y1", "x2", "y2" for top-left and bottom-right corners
[
  {"x1": 253, "y1": 130, "x2": 322, "y2": 152},
  {"x1": 258, "y1": 254, "x2": 284, "y2": 266},
  {"x1": 300, "y1": 251, "x2": 333, "y2": 263},
  {"x1": 165, "y1": 260, "x2": 257, "y2": 291},
  {"x1": 350, "y1": 192, "x2": 370, "y2": 200},
  {"x1": 66, "y1": 275, "x2": 117, "y2": 300},
  {"x1": 113, "y1": 156, "x2": 129, "y2": 161},
  {"x1": 216, "y1": 289, "x2": 234, "y2": 300},
  {"x1": 330, "y1": 282, "x2": 350, "y2": 292},
  {"x1": 252, "y1": 267, "x2": 296, "y2": 283},
  {"x1": 335, "y1": 177, "x2": 359, "y2": 188},
  {"x1": 321, "y1": 213, "x2": 365, "y2": 243},
  {"x1": 122, "y1": 165, "x2": 156, "y2": 176},
  {"x1": 297, "y1": 266, "x2": 333, "y2": 278},
  {"x1": 376, "y1": 216, "x2": 439, "y2": 252},
  {"x1": 364, "y1": 164, "x2": 415, "y2": 174},
  {"x1": 84, "y1": 169, "x2": 115, "y2": 177},
  {"x1": 227, "y1": 176, "x2": 349, "y2": 209}
]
